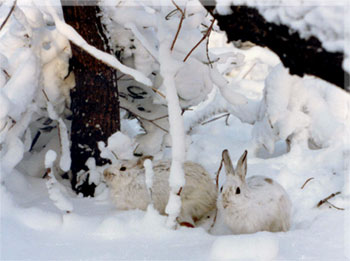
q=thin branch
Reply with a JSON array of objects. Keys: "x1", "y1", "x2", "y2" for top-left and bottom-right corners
[
  {"x1": 150, "y1": 86, "x2": 166, "y2": 99},
  {"x1": 300, "y1": 177, "x2": 314, "y2": 189},
  {"x1": 225, "y1": 114, "x2": 230, "y2": 126},
  {"x1": 209, "y1": 208, "x2": 218, "y2": 231},
  {"x1": 120, "y1": 106, "x2": 168, "y2": 133},
  {"x1": 317, "y1": 191, "x2": 341, "y2": 208},
  {"x1": 201, "y1": 113, "x2": 230, "y2": 126},
  {"x1": 42, "y1": 89, "x2": 50, "y2": 102},
  {"x1": 0, "y1": 0, "x2": 17, "y2": 32},
  {"x1": 2, "y1": 69, "x2": 10, "y2": 79},
  {"x1": 183, "y1": 18, "x2": 215, "y2": 62},
  {"x1": 151, "y1": 114, "x2": 169, "y2": 121},
  {"x1": 170, "y1": 0, "x2": 185, "y2": 51},
  {"x1": 177, "y1": 186, "x2": 183, "y2": 196},
  {"x1": 241, "y1": 62, "x2": 257, "y2": 79},
  {"x1": 216, "y1": 158, "x2": 224, "y2": 190},
  {"x1": 327, "y1": 201, "x2": 345, "y2": 211},
  {"x1": 205, "y1": 37, "x2": 213, "y2": 68},
  {"x1": 210, "y1": 155, "x2": 225, "y2": 231}
]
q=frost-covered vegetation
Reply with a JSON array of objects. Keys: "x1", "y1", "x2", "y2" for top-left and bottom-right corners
[{"x1": 1, "y1": 0, "x2": 349, "y2": 260}]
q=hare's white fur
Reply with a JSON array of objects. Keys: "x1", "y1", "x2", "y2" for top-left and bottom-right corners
[
  {"x1": 104, "y1": 157, "x2": 217, "y2": 226},
  {"x1": 219, "y1": 150, "x2": 291, "y2": 234}
]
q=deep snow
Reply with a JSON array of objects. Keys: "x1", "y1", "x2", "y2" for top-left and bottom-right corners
[{"x1": 1, "y1": 0, "x2": 350, "y2": 260}]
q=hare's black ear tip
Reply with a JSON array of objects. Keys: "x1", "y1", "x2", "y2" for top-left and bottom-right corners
[
  {"x1": 244, "y1": 150, "x2": 248, "y2": 155},
  {"x1": 222, "y1": 149, "x2": 229, "y2": 155}
]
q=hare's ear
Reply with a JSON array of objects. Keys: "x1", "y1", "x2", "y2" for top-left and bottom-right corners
[
  {"x1": 222, "y1": 149, "x2": 235, "y2": 176},
  {"x1": 236, "y1": 150, "x2": 248, "y2": 181},
  {"x1": 137, "y1": 155, "x2": 154, "y2": 167}
]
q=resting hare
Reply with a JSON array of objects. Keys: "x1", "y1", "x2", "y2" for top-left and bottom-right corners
[
  {"x1": 103, "y1": 156, "x2": 217, "y2": 227},
  {"x1": 219, "y1": 150, "x2": 292, "y2": 234}
]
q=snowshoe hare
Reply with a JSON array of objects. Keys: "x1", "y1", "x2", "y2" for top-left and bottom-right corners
[
  {"x1": 219, "y1": 149, "x2": 291, "y2": 234},
  {"x1": 103, "y1": 156, "x2": 217, "y2": 227}
]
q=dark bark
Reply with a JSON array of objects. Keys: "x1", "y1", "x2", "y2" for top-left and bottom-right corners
[
  {"x1": 62, "y1": 0, "x2": 120, "y2": 196},
  {"x1": 201, "y1": 3, "x2": 349, "y2": 91}
]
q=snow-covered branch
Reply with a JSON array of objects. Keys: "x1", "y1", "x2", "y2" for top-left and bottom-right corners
[{"x1": 44, "y1": 3, "x2": 152, "y2": 86}]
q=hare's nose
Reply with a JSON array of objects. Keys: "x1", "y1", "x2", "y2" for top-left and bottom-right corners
[{"x1": 103, "y1": 170, "x2": 114, "y2": 180}]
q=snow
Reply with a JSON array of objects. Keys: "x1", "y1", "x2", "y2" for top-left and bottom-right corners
[
  {"x1": 144, "y1": 158, "x2": 154, "y2": 194},
  {"x1": 1, "y1": 0, "x2": 350, "y2": 260},
  {"x1": 45, "y1": 150, "x2": 74, "y2": 212},
  {"x1": 99, "y1": 131, "x2": 136, "y2": 162},
  {"x1": 210, "y1": 232, "x2": 279, "y2": 260}
]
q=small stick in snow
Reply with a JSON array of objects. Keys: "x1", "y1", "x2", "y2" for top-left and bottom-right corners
[
  {"x1": 183, "y1": 18, "x2": 215, "y2": 62},
  {"x1": 120, "y1": 106, "x2": 169, "y2": 133},
  {"x1": 317, "y1": 191, "x2": 343, "y2": 209},
  {"x1": 201, "y1": 113, "x2": 230, "y2": 126},
  {"x1": 170, "y1": 0, "x2": 185, "y2": 51},
  {"x1": 150, "y1": 87, "x2": 166, "y2": 99},
  {"x1": 210, "y1": 155, "x2": 225, "y2": 231},
  {"x1": 216, "y1": 158, "x2": 224, "y2": 190},
  {"x1": 2, "y1": 69, "x2": 11, "y2": 79},
  {"x1": 241, "y1": 62, "x2": 257, "y2": 80},
  {"x1": 42, "y1": 168, "x2": 50, "y2": 179},
  {"x1": 225, "y1": 114, "x2": 230, "y2": 126},
  {"x1": 42, "y1": 89, "x2": 50, "y2": 102},
  {"x1": 326, "y1": 201, "x2": 345, "y2": 211},
  {"x1": 0, "y1": 0, "x2": 17, "y2": 32},
  {"x1": 177, "y1": 187, "x2": 183, "y2": 196},
  {"x1": 300, "y1": 177, "x2": 314, "y2": 189},
  {"x1": 205, "y1": 37, "x2": 213, "y2": 68}
]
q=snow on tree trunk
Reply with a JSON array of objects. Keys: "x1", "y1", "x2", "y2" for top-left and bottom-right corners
[{"x1": 61, "y1": 1, "x2": 120, "y2": 196}]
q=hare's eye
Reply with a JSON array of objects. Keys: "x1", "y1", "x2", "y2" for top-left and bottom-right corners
[
  {"x1": 235, "y1": 187, "x2": 241, "y2": 194},
  {"x1": 120, "y1": 166, "x2": 126, "y2": 171},
  {"x1": 220, "y1": 186, "x2": 223, "y2": 193}
]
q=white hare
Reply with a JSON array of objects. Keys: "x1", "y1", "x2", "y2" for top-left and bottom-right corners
[
  {"x1": 103, "y1": 156, "x2": 217, "y2": 227},
  {"x1": 219, "y1": 149, "x2": 292, "y2": 234}
]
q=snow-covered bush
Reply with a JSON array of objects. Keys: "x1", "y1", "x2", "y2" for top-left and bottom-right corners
[
  {"x1": 0, "y1": 2, "x2": 72, "y2": 183},
  {"x1": 253, "y1": 64, "x2": 350, "y2": 154}
]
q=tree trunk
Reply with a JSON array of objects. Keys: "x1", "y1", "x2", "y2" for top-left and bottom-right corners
[
  {"x1": 62, "y1": 1, "x2": 120, "y2": 196},
  {"x1": 201, "y1": 3, "x2": 349, "y2": 91}
]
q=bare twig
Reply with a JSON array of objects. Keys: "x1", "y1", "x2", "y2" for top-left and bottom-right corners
[
  {"x1": 210, "y1": 209, "x2": 218, "y2": 231},
  {"x1": 241, "y1": 62, "x2": 256, "y2": 79},
  {"x1": 183, "y1": 18, "x2": 215, "y2": 62},
  {"x1": 300, "y1": 177, "x2": 314, "y2": 189},
  {"x1": 170, "y1": 0, "x2": 185, "y2": 51},
  {"x1": 210, "y1": 156, "x2": 225, "y2": 231},
  {"x1": 0, "y1": 0, "x2": 17, "y2": 32},
  {"x1": 150, "y1": 114, "x2": 169, "y2": 121},
  {"x1": 117, "y1": 73, "x2": 126, "y2": 80},
  {"x1": 327, "y1": 201, "x2": 345, "y2": 211},
  {"x1": 120, "y1": 106, "x2": 168, "y2": 133},
  {"x1": 177, "y1": 186, "x2": 183, "y2": 196},
  {"x1": 225, "y1": 114, "x2": 230, "y2": 126},
  {"x1": 205, "y1": 37, "x2": 213, "y2": 68},
  {"x1": 317, "y1": 191, "x2": 341, "y2": 208},
  {"x1": 150, "y1": 86, "x2": 166, "y2": 99},
  {"x1": 216, "y1": 158, "x2": 224, "y2": 190},
  {"x1": 2, "y1": 69, "x2": 10, "y2": 79},
  {"x1": 42, "y1": 89, "x2": 50, "y2": 102},
  {"x1": 201, "y1": 113, "x2": 230, "y2": 126}
]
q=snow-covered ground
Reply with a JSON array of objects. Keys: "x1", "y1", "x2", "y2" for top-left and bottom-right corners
[
  {"x1": 1, "y1": 100, "x2": 349, "y2": 259},
  {"x1": 1, "y1": 1, "x2": 350, "y2": 260}
]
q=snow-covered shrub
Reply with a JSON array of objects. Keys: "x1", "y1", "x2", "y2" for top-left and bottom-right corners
[
  {"x1": 0, "y1": 3, "x2": 72, "y2": 183},
  {"x1": 100, "y1": 0, "x2": 245, "y2": 156},
  {"x1": 253, "y1": 64, "x2": 350, "y2": 154}
]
